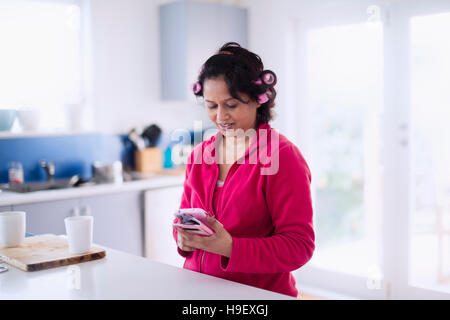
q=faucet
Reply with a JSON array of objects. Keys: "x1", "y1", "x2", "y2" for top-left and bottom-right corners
[{"x1": 39, "y1": 161, "x2": 55, "y2": 182}]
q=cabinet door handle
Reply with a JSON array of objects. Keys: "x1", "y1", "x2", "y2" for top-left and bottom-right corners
[
  {"x1": 81, "y1": 205, "x2": 92, "y2": 216},
  {"x1": 71, "y1": 206, "x2": 80, "y2": 217}
]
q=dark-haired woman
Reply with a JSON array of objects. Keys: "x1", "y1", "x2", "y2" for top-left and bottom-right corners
[{"x1": 173, "y1": 42, "x2": 315, "y2": 298}]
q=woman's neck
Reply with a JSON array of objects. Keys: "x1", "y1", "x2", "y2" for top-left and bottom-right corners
[
  {"x1": 219, "y1": 130, "x2": 256, "y2": 164},
  {"x1": 223, "y1": 128, "x2": 256, "y2": 145}
]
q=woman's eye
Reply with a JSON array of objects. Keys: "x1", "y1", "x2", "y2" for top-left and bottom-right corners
[{"x1": 206, "y1": 104, "x2": 236, "y2": 109}]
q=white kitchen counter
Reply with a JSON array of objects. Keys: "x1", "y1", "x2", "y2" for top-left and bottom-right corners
[
  {"x1": 0, "y1": 175, "x2": 185, "y2": 207},
  {"x1": 0, "y1": 246, "x2": 293, "y2": 300}
]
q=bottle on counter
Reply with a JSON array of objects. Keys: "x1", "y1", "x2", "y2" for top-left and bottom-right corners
[
  {"x1": 8, "y1": 161, "x2": 24, "y2": 184},
  {"x1": 163, "y1": 145, "x2": 173, "y2": 169}
]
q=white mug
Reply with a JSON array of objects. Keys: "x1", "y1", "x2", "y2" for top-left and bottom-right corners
[
  {"x1": 0, "y1": 211, "x2": 26, "y2": 248},
  {"x1": 64, "y1": 216, "x2": 93, "y2": 254}
]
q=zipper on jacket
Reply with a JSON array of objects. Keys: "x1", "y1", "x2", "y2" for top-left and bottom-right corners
[
  {"x1": 200, "y1": 250, "x2": 205, "y2": 273},
  {"x1": 201, "y1": 163, "x2": 238, "y2": 274},
  {"x1": 208, "y1": 163, "x2": 219, "y2": 217},
  {"x1": 217, "y1": 163, "x2": 237, "y2": 217},
  {"x1": 201, "y1": 162, "x2": 218, "y2": 274},
  {"x1": 199, "y1": 131, "x2": 257, "y2": 274}
]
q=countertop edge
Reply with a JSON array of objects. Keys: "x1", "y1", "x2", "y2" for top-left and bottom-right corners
[
  {"x1": 0, "y1": 175, "x2": 185, "y2": 207},
  {"x1": 0, "y1": 244, "x2": 295, "y2": 300}
]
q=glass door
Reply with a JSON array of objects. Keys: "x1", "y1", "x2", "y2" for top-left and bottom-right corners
[
  {"x1": 291, "y1": 0, "x2": 450, "y2": 299},
  {"x1": 383, "y1": 0, "x2": 450, "y2": 299},
  {"x1": 404, "y1": 2, "x2": 450, "y2": 298},
  {"x1": 290, "y1": 1, "x2": 387, "y2": 299},
  {"x1": 306, "y1": 22, "x2": 383, "y2": 278}
]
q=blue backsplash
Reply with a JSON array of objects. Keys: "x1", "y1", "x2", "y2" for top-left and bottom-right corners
[{"x1": 0, "y1": 134, "x2": 134, "y2": 183}]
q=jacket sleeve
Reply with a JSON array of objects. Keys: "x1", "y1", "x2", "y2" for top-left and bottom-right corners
[
  {"x1": 221, "y1": 145, "x2": 315, "y2": 274},
  {"x1": 173, "y1": 150, "x2": 195, "y2": 258}
]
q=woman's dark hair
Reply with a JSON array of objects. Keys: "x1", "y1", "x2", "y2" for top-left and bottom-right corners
[{"x1": 193, "y1": 42, "x2": 277, "y2": 128}]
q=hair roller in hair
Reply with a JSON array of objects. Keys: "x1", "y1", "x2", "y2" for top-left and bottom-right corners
[
  {"x1": 190, "y1": 82, "x2": 202, "y2": 94},
  {"x1": 261, "y1": 71, "x2": 276, "y2": 86}
]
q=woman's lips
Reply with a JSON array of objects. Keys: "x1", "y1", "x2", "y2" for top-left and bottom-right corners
[{"x1": 218, "y1": 123, "x2": 234, "y2": 130}]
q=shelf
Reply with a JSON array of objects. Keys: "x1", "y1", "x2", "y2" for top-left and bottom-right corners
[{"x1": 0, "y1": 130, "x2": 117, "y2": 139}]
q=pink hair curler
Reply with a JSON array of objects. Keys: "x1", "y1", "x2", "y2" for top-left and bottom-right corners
[
  {"x1": 190, "y1": 82, "x2": 202, "y2": 94},
  {"x1": 262, "y1": 72, "x2": 275, "y2": 85},
  {"x1": 257, "y1": 91, "x2": 270, "y2": 104}
]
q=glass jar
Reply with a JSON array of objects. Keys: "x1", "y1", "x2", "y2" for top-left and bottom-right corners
[{"x1": 8, "y1": 162, "x2": 24, "y2": 184}]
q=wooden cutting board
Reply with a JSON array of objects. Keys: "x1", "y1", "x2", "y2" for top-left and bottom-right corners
[{"x1": 0, "y1": 234, "x2": 106, "y2": 272}]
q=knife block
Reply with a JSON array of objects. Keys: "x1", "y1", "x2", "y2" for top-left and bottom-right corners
[{"x1": 135, "y1": 147, "x2": 162, "y2": 173}]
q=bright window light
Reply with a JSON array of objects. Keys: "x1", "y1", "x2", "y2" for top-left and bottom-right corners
[
  {"x1": 306, "y1": 22, "x2": 384, "y2": 278},
  {"x1": 410, "y1": 11, "x2": 450, "y2": 293},
  {"x1": 0, "y1": 0, "x2": 84, "y2": 131}
]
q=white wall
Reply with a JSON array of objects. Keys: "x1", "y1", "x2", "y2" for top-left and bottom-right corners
[
  {"x1": 247, "y1": 0, "x2": 289, "y2": 132},
  {"x1": 90, "y1": 0, "x2": 210, "y2": 134},
  {"x1": 89, "y1": 0, "x2": 313, "y2": 135}
]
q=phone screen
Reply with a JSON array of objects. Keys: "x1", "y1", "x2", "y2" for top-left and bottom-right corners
[{"x1": 177, "y1": 214, "x2": 200, "y2": 225}]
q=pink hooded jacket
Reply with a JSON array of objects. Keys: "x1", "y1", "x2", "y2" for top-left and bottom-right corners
[{"x1": 173, "y1": 123, "x2": 315, "y2": 297}]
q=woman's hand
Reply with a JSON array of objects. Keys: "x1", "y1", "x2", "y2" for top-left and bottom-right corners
[
  {"x1": 177, "y1": 229, "x2": 196, "y2": 252},
  {"x1": 176, "y1": 215, "x2": 233, "y2": 257}
]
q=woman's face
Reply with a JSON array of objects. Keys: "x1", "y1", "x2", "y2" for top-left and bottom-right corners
[{"x1": 203, "y1": 76, "x2": 260, "y2": 137}]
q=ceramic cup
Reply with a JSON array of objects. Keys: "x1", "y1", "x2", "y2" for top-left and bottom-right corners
[
  {"x1": 0, "y1": 109, "x2": 17, "y2": 131},
  {"x1": 0, "y1": 211, "x2": 26, "y2": 248},
  {"x1": 17, "y1": 108, "x2": 40, "y2": 131},
  {"x1": 64, "y1": 216, "x2": 93, "y2": 254}
]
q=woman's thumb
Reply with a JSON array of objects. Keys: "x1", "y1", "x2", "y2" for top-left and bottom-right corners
[{"x1": 206, "y1": 215, "x2": 223, "y2": 230}]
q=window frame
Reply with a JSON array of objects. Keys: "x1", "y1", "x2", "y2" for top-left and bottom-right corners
[{"x1": 288, "y1": 0, "x2": 450, "y2": 299}]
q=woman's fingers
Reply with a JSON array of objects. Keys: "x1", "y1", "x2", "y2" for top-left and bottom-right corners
[
  {"x1": 176, "y1": 223, "x2": 231, "y2": 257},
  {"x1": 205, "y1": 215, "x2": 223, "y2": 232},
  {"x1": 179, "y1": 242, "x2": 196, "y2": 251},
  {"x1": 177, "y1": 228, "x2": 198, "y2": 251},
  {"x1": 178, "y1": 237, "x2": 195, "y2": 251},
  {"x1": 177, "y1": 227, "x2": 206, "y2": 250}
]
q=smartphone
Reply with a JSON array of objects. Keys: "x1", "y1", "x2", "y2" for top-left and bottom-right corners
[{"x1": 173, "y1": 208, "x2": 214, "y2": 236}]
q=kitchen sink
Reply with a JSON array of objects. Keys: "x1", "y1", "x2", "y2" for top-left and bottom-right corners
[{"x1": 0, "y1": 178, "x2": 79, "y2": 193}]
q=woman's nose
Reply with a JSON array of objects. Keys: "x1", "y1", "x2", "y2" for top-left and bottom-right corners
[{"x1": 216, "y1": 105, "x2": 229, "y2": 121}]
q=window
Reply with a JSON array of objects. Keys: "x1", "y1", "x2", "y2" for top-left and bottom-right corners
[
  {"x1": 410, "y1": 11, "x2": 450, "y2": 293},
  {"x1": 290, "y1": 0, "x2": 450, "y2": 299},
  {"x1": 0, "y1": 0, "x2": 90, "y2": 132},
  {"x1": 306, "y1": 22, "x2": 383, "y2": 278}
]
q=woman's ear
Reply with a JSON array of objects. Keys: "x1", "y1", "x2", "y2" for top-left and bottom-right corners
[{"x1": 253, "y1": 98, "x2": 262, "y2": 109}]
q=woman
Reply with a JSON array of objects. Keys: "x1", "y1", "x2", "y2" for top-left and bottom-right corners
[{"x1": 173, "y1": 42, "x2": 314, "y2": 298}]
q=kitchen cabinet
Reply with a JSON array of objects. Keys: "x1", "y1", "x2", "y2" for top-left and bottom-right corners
[
  {"x1": 4, "y1": 179, "x2": 185, "y2": 259},
  {"x1": 79, "y1": 191, "x2": 143, "y2": 257},
  {"x1": 144, "y1": 185, "x2": 185, "y2": 267},
  {"x1": 0, "y1": 205, "x2": 12, "y2": 212},
  {"x1": 12, "y1": 199, "x2": 79, "y2": 235},
  {"x1": 10, "y1": 193, "x2": 143, "y2": 256},
  {"x1": 159, "y1": 0, "x2": 248, "y2": 100}
]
